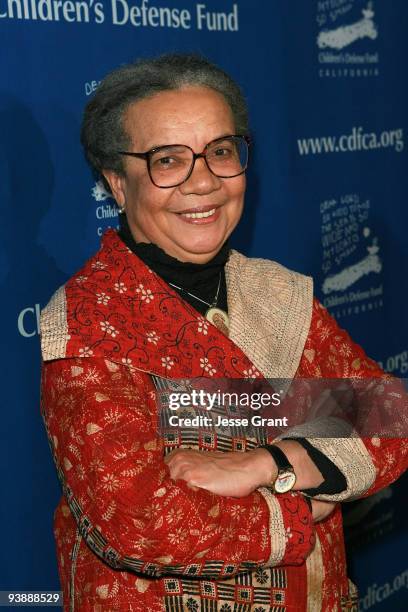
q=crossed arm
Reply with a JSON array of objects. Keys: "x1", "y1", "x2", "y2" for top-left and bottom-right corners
[
  {"x1": 41, "y1": 300, "x2": 408, "y2": 577},
  {"x1": 165, "y1": 442, "x2": 336, "y2": 522}
]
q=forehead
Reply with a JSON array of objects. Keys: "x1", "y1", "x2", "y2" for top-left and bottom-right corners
[{"x1": 123, "y1": 86, "x2": 235, "y2": 148}]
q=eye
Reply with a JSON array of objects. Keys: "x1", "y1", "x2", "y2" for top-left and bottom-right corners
[
  {"x1": 207, "y1": 141, "x2": 236, "y2": 162},
  {"x1": 150, "y1": 146, "x2": 191, "y2": 170},
  {"x1": 151, "y1": 154, "x2": 184, "y2": 171},
  {"x1": 157, "y1": 156, "x2": 175, "y2": 166},
  {"x1": 214, "y1": 146, "x2": 232, "y2": 157}
]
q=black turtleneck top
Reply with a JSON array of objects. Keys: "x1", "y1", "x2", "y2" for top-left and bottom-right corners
[
  {"x1": 118, "y1": 214, "x2": 346, "y2": 497},
  {"x1": 119, "y1": 213, "x2": 228, "y2": 316}
]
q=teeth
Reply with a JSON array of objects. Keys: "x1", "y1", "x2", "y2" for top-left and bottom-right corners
[{"x1": 182, "y1": 208, "x2": 216, "y2": 219}]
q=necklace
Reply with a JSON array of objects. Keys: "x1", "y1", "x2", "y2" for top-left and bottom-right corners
[{"x1": 168, "y1": 272, "x2": 230, "y2": 335}]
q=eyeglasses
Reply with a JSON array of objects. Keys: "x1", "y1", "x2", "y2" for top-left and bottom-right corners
[{"x1": 118, "y1": 134, "x2": 249, "y2": 188}]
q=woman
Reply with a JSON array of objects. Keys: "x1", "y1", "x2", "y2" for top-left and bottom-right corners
[{"x1": 40, "y1": 54, "x2": 407, "y2": 611}]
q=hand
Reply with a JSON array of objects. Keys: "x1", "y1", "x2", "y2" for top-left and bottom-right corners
[
  {"x1": 310, "y1": 499, "x2": 337, "y2": 522},
  {"x1": 164, "y1": 448, "x2": 276, "y2": 498}
]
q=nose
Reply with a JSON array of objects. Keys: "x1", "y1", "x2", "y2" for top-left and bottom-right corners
[{"x1": 178, "y1": 156, "x2": 221, "y2": 195}]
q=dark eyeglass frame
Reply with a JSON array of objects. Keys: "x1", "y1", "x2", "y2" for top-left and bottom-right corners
[{"x1": 118, "y1": 134, "x2": 250, "y2": 188}]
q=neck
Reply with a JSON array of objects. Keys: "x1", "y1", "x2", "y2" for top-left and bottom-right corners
[{"x1": 117, "y1": 214, "x2": 229, "y2": 315}]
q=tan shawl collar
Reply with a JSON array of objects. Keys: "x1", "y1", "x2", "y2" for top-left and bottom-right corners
[
  {"x1": 41, "y1": 230, "x2": 313, "y2": 381},
  {"x1": 226, "y1": 251, "x2": 313, "y2": 379}
]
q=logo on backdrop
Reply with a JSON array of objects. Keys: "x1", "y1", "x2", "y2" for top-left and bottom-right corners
[
  {"x1": 17, "y1": 303, "x2": 41, "y2": 337},
  {"x1": 92, "y1": 180, "x2": 112, "y2": 202},
  {"x1": 92, "y1": 180, "x2": 119, "y2": 237},
  {"x1": 297, "y1": 126, "x2": 404, "y2": 157},
  {"x1": 378, "y1": 350, "x2": 408, "y2": 376},
  {"x1": 85, "y1": 79, "x2": 101, "y2": 96},
  {"x1": 359, "y1": 569, "x2": 408, "y2": 611},
  {"x1": 0, "y1": 1, "x2": 239, "y2": 32},
  {"x1": 320, "y1": 193, "x2": 384, "y2": 319},
  {"x1": 316, "y1": 1, "x2": 380, "y2": 78}
]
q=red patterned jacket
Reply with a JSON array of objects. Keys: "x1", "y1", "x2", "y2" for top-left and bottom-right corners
[{"x1": 40, "y1": 230, "x2": 407, "y2": 611}]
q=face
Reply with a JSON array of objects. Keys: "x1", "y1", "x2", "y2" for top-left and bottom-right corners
[{"x1": 104, "y1": 86, "x2": 246, "y2": 263}]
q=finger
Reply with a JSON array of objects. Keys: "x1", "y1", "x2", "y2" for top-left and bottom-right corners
[
  {"x1": 187, "y1": 483, "x2": 200, "y2": 491},
  {"x1": 164, "y1": 449, "x2": 185, "y2": 464},
  {"x1": 167, "y1": 458, "x2": 188, "y2": 477},
  {"x1": 167, "y1": 463, "x2": 186, "y2": 479},
  {"x1": 170, "y1": 463, "x2": 199, "y2": 482},
  {"x1": 167, "y1": 458, "x2": 198, "y2": 477},
  {"x1": 164, "y1": 451, "x2": 176, "y2": 464},
  {"x1": 313, "y1": 503, "x2": 336, "y2": 522},
  {"x1": 165, "y1": 453, "x2": 189, "y2": 468},
  {"x1": 165, "y1": 449, "x2": 200, "y2": 466}
]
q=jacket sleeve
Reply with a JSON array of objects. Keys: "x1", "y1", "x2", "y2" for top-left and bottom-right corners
[
  {"x1": 292, "y1": 298, "x2": 408, "y2": 502},
  {"x1": 41, "y1": 356, "x2": 314, "y2": 577}
]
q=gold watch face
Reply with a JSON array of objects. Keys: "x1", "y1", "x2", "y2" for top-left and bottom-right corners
[{"x1": 274, "y1": 471, "x2": 297, "y2": 494}]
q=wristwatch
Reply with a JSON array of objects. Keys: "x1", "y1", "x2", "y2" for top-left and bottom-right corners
[{"x1": 264, "y1": 445, "x2": 297, "y2": 493}]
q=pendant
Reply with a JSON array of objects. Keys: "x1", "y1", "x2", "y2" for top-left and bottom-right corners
[{"x1": 205, "y1": 307, "x2": 230, "y2": 336}]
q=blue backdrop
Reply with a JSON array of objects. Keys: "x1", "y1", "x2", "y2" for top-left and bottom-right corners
[{"x1": 1, "y1": 1, "x2": 407, "y2": 609}]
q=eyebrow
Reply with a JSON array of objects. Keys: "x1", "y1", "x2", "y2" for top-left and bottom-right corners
[
  {"x1": 148, "y1": 143, "x2": 188, "y2": 150},
  {"x1": 143, "y1": 133, "x2": 236, "y2": 152}
]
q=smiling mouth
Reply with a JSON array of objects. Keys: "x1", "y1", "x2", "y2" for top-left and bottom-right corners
[{"x1": 180, "y1": 208, "x2": 216, "y2": 219}]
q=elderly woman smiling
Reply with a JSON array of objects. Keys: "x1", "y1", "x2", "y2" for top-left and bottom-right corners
[{"x1": 40, "y1": 54, "x2": 407, "y2": 611}]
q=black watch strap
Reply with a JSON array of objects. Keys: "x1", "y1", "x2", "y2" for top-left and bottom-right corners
[{"x1": 263, "y1": 444, "x2": 293, "y2": 472}]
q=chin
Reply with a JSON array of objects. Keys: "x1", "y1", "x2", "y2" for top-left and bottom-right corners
[
  {"x1": 179, "y1": 236, "x2": 227, "y2": 260},
  {"x1": 185, "y1": 226, "x2": 231, "y2": 251}
]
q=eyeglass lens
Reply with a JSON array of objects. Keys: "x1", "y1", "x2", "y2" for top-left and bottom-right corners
[{"x1": 148, "y1": 136, "x2": 248, "y2": 187}]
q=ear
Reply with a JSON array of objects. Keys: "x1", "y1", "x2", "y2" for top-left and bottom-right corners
[{"x1": 103, "y1": 170, "x2": 126, "y2": 208}]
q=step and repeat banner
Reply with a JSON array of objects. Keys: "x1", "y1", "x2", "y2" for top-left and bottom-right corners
[{"x1": 1, "y1": 0, "x2": 407, "y2": 609}]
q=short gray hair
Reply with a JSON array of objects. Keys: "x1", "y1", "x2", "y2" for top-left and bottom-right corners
[{"x1": 81, "y1": 53, "x2": 249, "y2": 190}]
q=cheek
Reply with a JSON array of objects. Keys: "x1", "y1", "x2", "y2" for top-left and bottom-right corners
[
  {"x1": 227, "y1": 177, "x2": 246, "y2": 212},
  {"x1": 126, "y1": 181, "x2": 160, "y2": 218},
  {"x1": 232, "y1": 174, "x2": 246, "y2": 197},
  {"x1": 131, "y1": 189, "x2": 178, "y2": 235}
]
